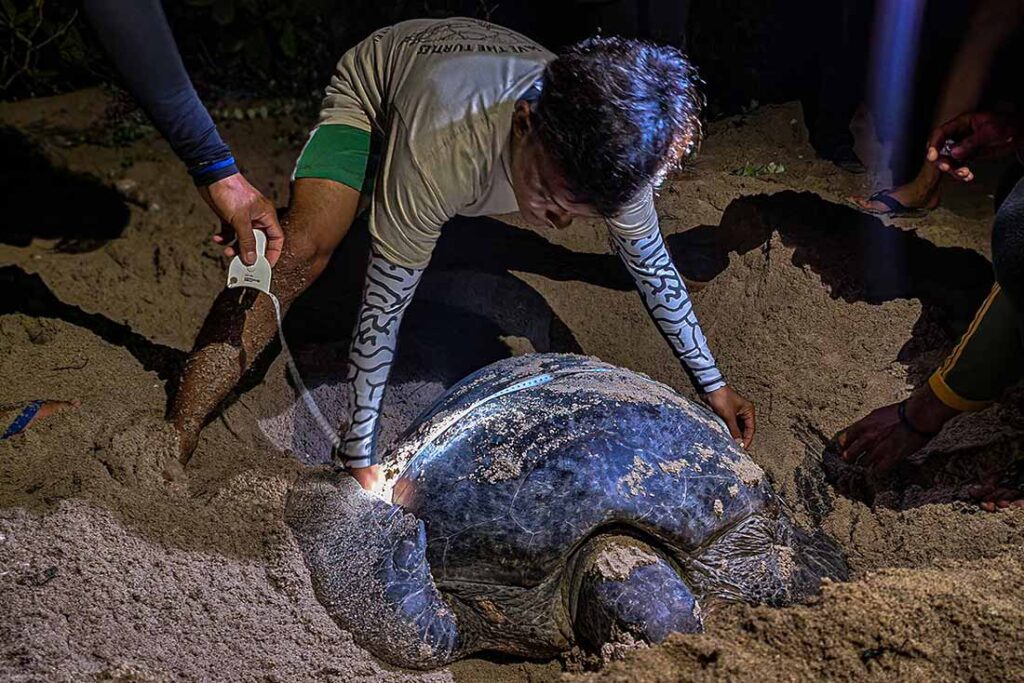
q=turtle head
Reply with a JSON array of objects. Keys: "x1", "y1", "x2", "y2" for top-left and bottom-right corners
[{"x1": 570, "y1": 534, "x2": 702, "y2": 654}]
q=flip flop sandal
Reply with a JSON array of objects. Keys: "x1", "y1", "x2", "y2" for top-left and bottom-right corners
[
  {"x1": 851, "y1": 189, "x2": 929, "y2": 218},
  {"x1": 2, "y1": 400, "x2": 45, "y2": 439}
]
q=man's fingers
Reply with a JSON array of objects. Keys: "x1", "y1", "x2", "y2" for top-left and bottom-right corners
[
  {"x1": 251, "y1": 197, "x2": 285, "y2": 266},
  {"x1": 968, "y1": 482, "x2": 995, "y2": 499},
  {"x1": 925, "y1": 119, "x2": 956, "y2": 153},
  {"x1": 925, "y1": 127, "x2": 946, "y2": 155},
  {"x1": 740, "y1": 405, "x2": 755, "y2": 448},
  {"x1": 213, "y1": 221, "x2": 239, "y2": 259},
  {"x1": 233, "y1": 219, "x2": 257, "y2": 265},
  {"x1": 987, "y1": 487, "x2": 1019, "y2": 502},
  {"x1": 838, "y1": 422, "x2": 866, "y2": 460},
  {"x1": 212, "y1": 220, "x2": 234, "y2": 244},
  {"x1": 842, "y1": 433, "x2": 872, "y2": 464},
  {"x1": 264, "y1": 222, "x2": 285, "y2": 267},
  {"x1": 869, "y1": 447, "x2": 900, "y2": 475},
  {"x1": 722, "y1": 412, "x2": 741, "y2": 441},
  {"x1": 950, "y1": 131, "x2": 982, "y2": 162},
  {"x1": 949, "y1": 166, "x2": 975, "y2": 182},
  {"x1": 937, "y1": 159, "x2": 973, "y2": 181},
  {"x1": 930, "y1": 113, "x2": 972, "y2": 149},
  {"x1": 928, "y1": 114, "x2": 975, "y2": 175}
]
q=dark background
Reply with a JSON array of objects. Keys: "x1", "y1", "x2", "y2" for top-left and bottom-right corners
[{"x1": 1, "y1": 0, "x2": 1021, "y2": 177}]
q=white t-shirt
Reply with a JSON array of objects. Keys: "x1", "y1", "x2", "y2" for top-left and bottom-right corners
[{"x1": 314, "y1": 17, "x2": 660, "y2": 269}]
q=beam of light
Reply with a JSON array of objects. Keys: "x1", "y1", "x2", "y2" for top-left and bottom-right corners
[
  {"x1": 868, "y1": 0, "x2": 927, "y2": 177},
  {"x1": 865, "y1": 0, "x2": 926, "y2": 291}
]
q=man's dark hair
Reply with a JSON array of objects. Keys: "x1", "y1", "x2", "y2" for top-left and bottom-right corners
[{"x1": 534, "y1": 37, "x2": 703, "y2": 217}]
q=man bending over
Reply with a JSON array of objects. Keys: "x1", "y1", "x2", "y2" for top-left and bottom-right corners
[{"x1": 168, "y1": 18, "x2": 756, "y2": 490}]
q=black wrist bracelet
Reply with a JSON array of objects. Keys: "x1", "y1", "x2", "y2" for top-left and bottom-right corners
[{"x1": 897, "y1": 399, "x2": 940, "y2": 438}]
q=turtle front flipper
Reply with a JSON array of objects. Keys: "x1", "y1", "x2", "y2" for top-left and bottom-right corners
[
  {"x1": 286, "y1": 470, "x2": 460, "y2": 670},
  {"x1": 570, "y1": 535, "x2": 702, "y2": 654}
]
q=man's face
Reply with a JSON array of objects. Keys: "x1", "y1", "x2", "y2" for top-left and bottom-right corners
[{"x1": 509, "y1": 101, "x2": 599, "y2": 229}]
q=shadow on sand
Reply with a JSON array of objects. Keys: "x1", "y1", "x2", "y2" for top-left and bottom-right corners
[{"x1": 0, "y1": 127, "x2": 129, "y2": 253}]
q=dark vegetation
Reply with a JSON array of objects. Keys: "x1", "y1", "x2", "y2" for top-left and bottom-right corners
[
  {"x1": 0, "y1": 0, "x2": 828, "y2": 112},
  {"x1": 0, "y1": 0, "x2": 475, "y2": 100},
  {"x1": 2, "y1": 0, "x2": 1018, "y2": 180}
]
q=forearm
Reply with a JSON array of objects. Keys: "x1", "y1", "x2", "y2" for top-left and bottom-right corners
[
  {"x1": 933, "y1": 0, "x2": 1022, "y2": 124},
  {"x1": 610, "y1": 228, "x2": 725, "y2": 393},
  {"x1": 340, "y1": 253, "x2": 424, "y2": 468},
  {"x1": 82, "y1": 0, "x2": 236, "y2": 184}
]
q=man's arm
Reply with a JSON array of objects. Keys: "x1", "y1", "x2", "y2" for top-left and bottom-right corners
[
  {"x1": 340, "y1": 252, "x2": 425, "y2": 474},
  {"x1": 608, "y1": 188, "x2": 755, "y2": 445},
  {"x1": 338, "y1": 117, "x2": 453, "y2": 489},
  {"x1": 83, "y1": 0, "x2": 233, "y2": 181},
  {"x1": 609, "y1": 227, "x2": 725, "y2": 392},
  {"x1": 82, "y1": 0, "x2": 283, "y2": 265}
]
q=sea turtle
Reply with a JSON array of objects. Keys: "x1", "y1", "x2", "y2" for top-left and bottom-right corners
[{"x1": 286, "y1": 354, "x2": 846, "y2": 669}]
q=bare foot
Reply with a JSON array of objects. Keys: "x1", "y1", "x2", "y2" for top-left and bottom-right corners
[
  {"x1": 1, "y1": 399, "x2": 80, "y2": 439},
  {"x1": 969, "y1": 462, "x2": 1024, "y2": 512}
]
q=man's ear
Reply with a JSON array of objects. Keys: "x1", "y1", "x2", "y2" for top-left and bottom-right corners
[{"x1": 512, "y1": 99, "x2": 533, "y2": 138}]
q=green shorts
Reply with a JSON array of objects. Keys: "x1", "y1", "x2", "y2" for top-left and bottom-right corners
[{"x1": 293, "y1": 124, "x2": 372, "y2": 192}]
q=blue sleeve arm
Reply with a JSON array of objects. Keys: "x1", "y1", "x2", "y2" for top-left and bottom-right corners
[{"x1": 82, "y1": 0, "x2": 238, "y2": 185}]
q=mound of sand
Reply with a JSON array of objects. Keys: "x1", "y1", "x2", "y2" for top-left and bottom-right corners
[{"x1": 578, "y1": 551, "x2": 1024, "y2": 682}]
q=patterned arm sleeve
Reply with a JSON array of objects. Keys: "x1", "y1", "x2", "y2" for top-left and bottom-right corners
[
  {"x1": 608, "y1": 188, "x2": 726, "y2": 394},
  {"x1": 339, "y1": 252, "x2": 425, "y2": 469}
]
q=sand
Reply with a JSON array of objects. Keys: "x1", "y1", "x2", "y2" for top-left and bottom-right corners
[
  {"x1": 2, "y1": 89, "x2": 1022, "y2": 682},
  {"x1": 589, "y1": 541, "x2": 660, "y2": 582}
]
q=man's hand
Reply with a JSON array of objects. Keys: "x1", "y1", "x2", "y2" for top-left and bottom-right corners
[
  {"x1": 837, "y1": 385, "x2": 959, "y2": 475},
  {"x1": 198, "y1": 172, "x2": 285, "y2": 266},
  {"x1": 348, "y1": 464, "x2": 384, "y2": 493},
  {"x1": 703, "y1": 385, "x2": 756, "y2": 449},
  {"x1": 969, "y1": 462, "x2": 1024, "y2": 512},
  {"x1": 837, "y1": 403, "x2": 928, "y2": 475},
  {"x1": 926, "y1": 111, "x2": 1024, "y2": 183}
]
